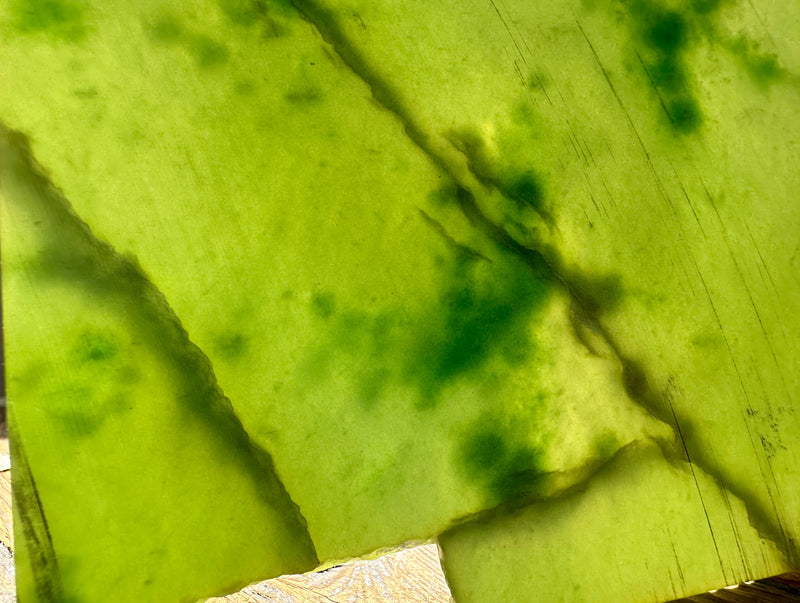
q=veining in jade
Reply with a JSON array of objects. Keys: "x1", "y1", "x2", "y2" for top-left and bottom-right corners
[{"x1": 0, "y1": 0, "x2": 797, "y2": 601}]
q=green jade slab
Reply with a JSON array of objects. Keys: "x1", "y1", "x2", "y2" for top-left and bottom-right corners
[{"x1": 0, "y1": 0, "x2": 798, "y2": 601}]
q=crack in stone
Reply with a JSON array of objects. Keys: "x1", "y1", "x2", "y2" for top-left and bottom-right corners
[
  {"x1": 443, "y1": 438, "x2": 653, "y2": 533},
  {"x1": 417, "y1": 209, "x2": 491, "y2": 264},
  {"x1": 0, "y1": 122, "x2": 319, "y2": 566},
  {"x1": 287, "y1": 0, "x2": 793, "y2": 563}
]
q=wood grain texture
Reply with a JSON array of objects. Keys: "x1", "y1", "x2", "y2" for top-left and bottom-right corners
[
  {"x1": 0, "y1": 437, "x2": 11, "y2": 553},
  {"x1": 669, "y1": 572, "x2": 800, "y2": 602},
  {"x1": 0, "y1": 543, "x2": 14, "y2": 603},
  {"x1": 0, "y1": 436, "x2": 13, "y2": 602},
  {"x1": 209, "y1": 544, "x2": 452, "y2": 603}
]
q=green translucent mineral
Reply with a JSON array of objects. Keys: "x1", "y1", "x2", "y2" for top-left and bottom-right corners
[{"x1": 1, "y1": 0, "x2": 797, "y2": 601}]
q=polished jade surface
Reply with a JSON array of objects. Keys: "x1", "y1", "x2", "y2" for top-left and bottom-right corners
[{"x1": 0, "y1": 0, "x2": 797, "y2": 601}]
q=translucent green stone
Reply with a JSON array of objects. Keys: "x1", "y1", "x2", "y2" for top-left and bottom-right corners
[{"x1": 1, "y1": 0, "x2": 797, "y2": 601}]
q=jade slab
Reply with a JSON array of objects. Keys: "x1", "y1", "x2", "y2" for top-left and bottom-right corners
[{"x1": 1, "y1": 0, "x2": 798, "y2": 601}]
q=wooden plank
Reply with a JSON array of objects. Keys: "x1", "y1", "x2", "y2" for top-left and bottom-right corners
[
  {"x1": 211, "y1": 544, "x2": 452, "y2": 603},
  {"x1": 0, "y1": 542, "x2": 14, "y2": 603},
  {"x1": 0, "y1": 437, "x2": 11, "y2": 553},
  {"x1": 0, "y1": 436, "x2": 14, "y2": 602}
]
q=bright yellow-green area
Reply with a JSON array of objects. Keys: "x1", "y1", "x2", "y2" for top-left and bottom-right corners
[
  {"x1": 0, "y1": 127, "x2": 317, "y2": 603},
  {"x1": 0, "y1": 0, "x2": 675, "y2": 578}
]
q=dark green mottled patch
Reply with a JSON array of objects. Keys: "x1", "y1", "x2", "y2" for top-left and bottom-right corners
[
  {"x1": 72, "y1": 87, "x2": 98, "y2": 98},
  {"x1": 728, "y1": 37, "x2": 787, "y2": 88},
  {"x1": 491, "y1": 447, "x2": 546, "y2": 502},
  {"x1": 691, "y1": 332, "x2": 724, "y2": 348},
  {"x1": 624, "y1": 0, "x2": 704, "y2": 133},
  {"x1": 746, "y1": 53, "x2": 783, "y2": 85},
  {"x1": 666, "y1": 96, "x2": 701, "y2": 132},
  {"x1": 526, "y1": 70, "x2": 550, "y2": 92},
  {"x1": 86, "y1": 396, "x2": 131, "y2": 436},
  {"x1": 147, "y1": 18, "x2": 229, "y2": 69},
  {"x1": 368, "y1": 312, "x2": 394, "y2": 353},
  {"x1": 407, "y1": 250, "x2": 550, "y2": 406},
  {"x1": 335, "y1": 311, "x2": 369, "y2": 347},
  {"x1": 259, "y1": 17, "x2": 288, "y2": 38},
  {"x1": 510, "y1": 101, "x2": 539, "y2": 130},
  {"x1": 311, "y1": 292, "x2": 335, "y2": 319},
  {"x1": 358, "y1": 367, "x2": 390, "y2": 409},
  {"x1": 499, "y1": 170, "x2": 545, "y2": 214},
  {"x1": 315, "y1": 309, "x2": 399, "y2": 406},
  {"x1": 234, "y1": 79, "x2": 257, "y2": 95},
  {"x1": 463, "y1": 430, "x2": 507, "y2": 474},
  {"x1": 497, "y1": 324, "x2": 531, "y2": 367},
  {"x1": 460, "y1": 421, "x2": 546, "y2": 503},
  {"x1": 191, "y1": 35, "x2": 229, "y2": 68},
  {"x1": 567, "y1": 270, "x2": 624, "y2": 316},
  {"x1": 621, "y1": 362, "x2": 649, "y2": 403},
  {"x1": 148, "y1": 15, "x2": 183, "y2": 43},
  {"x1": 649, "y1": 56, "x2": 687, "y2": 89},
  {"x1": 645, "y1": 11, "x2": 687, "y2": 54},
  {"x1": 214, "y1": 332, "x2": 249, "y2": 360},
  {"x1": 451, "y1": 120, "x2": 553, "y2": 224},
  {"x1": 218, "y1": 0, "x2": 294, "y2": 26},
  {"x1": 220, "y1": 0, "x2": 269, "y2": 25},
  {"x1": 691, "y1": 0, "x2": 724, "y2": 15},
  {"x1": 306, "y1": 242, "x2": 551, "y2": 410},
  {"x1": 117, "y1": 364, "x2": 142, "y2": 385},
  {"x1": 592, "y1": 433, "x2": 620, "y2": 459},
  {"x1": 427, "y1": 287, "x2": 512, "y2": 378},
  {"x1": 48, "y1": 381, "x2": 133, "y2": 438},
  {"x1": 427, "y1": 183, "x2": 460, "y2": 209},
  {"x1": 75, "y1": 332, "x2": 118, "y2": 362},
  {"x1": 12, "y1": 0, "x2": 87, "y2": 40},
  {"x1": 625, "y1": 0, "x2": 780, "y2": 130},
  {"x1": 449, "y1": 129, "x2": 497, "y2": 182},
  {"x1": 284, "y1": 87, "x2": 323, "y2": 105}
]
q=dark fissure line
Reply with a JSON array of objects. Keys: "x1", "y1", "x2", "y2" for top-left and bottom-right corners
[
  {"x1": 665, "y1": 379, "x2": 730, "y2": 584},
  {"x1": 289, "y1": 0, "x2": 560, "y2": 279},
  {"x1": 635, "y1": 50, "x2": 678, "y2": 128},
  {"x1": 675, "y1": 178, "x2": 708, "y2": 241},
  {"x1": 708, "y1": 439, "x2": 751, "y2": 578},
  {"x1": 417, "y1": 209, "x2": 491, "y2": 264},
  {"x1": 7, "y1": 429, "x2": 63, "y2": 601},
  {"x1": 288, "y1": 0, "x2": 793, "y2": 562},
  {"x1": 1, "y1": 124, "x2": 319, "y2": 565},
  {"x1": 578, "y1": 19, "x2": 794, "y2": 563},
  {"x1": 290, "y1": 1, "x2": 451, "y2": 176},
  {"x1": 670, "y1": 538, "x2": 687, "y2": 589},
  {"x1": 488, "y1": 0, "x2": 527, "y2": 65}
]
